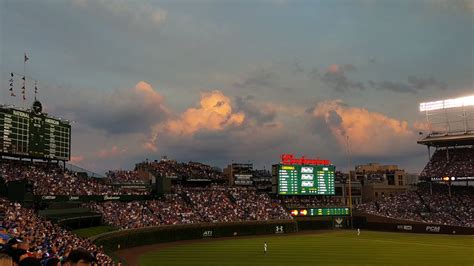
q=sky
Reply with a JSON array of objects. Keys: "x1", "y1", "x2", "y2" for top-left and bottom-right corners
[{"x1": 0, "y1": 0, "x2": 473, "y2": 174}]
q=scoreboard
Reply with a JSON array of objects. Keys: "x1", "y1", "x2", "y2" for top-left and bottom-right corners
[
  {"x1": 278, "y1": 164, "x2": 335, "y2": 195},
  {"x1": 0, "y1": 102, "x2": 71, "y2": 160},
  {"x1": 290, "y1": 207, "x2": 350, "y2": 217}
]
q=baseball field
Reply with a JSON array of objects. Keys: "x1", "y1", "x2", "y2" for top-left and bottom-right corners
[{"x1": 114, "y1": 230, "x2": 474, "y2": 266}]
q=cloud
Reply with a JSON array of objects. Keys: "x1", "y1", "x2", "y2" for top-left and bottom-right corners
[
  {"x1": 319, "y1": 64, "x2": 365, "y2": 92},
  {"x1": 292, "y1": 58, "x2": 305, "y2": 74},
  {"x1": 54, "y1": 81, "x2": 168, "y2": 135},
  {"x1": 72, "y1": 0, "x2": 168, "y2": 28},
  {"x1": 429, "y1": 0, "x2": 474, "y2": 12},
  {"x1": 413, "y1": 121, "x2": 430, "y2": 132},
  {"x1": 368, "y1": 76, "x2": 447, "y2": 94},
  {"x1": 234, "y1": 95, "x2": 277, "y2": 126},
  {"x1": 70, "y1": 155, "x2": 84, "y2": 164},
  {"x1": 165, "y1": 90, "x2": 245, "y2": 135},
  {"x1": 407, "y1": 76, "x2": 447, "y2": 91},
  {"x1": 140, "y1": 92, "x2": 294, "y2": 168},
  {"x1": 151, "y1": 115, "x2": 291, "y2": 169},
  {"x1": 96, "y1": 145, "x2": 127, "y2": 159},
  {"x1": 232, "y1": 68, "x2": 279, "y2": 89},
  {"x1": 310, "y1": 100, "x2": 418, "y2": 156},
  {"x1": 318, "y1": 64, "x2": 447, "y2": 94}
]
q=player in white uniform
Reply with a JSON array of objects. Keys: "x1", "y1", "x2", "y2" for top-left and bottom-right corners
[
  {"x1": 357, "y1": 228, "x2": 360, "y2": 236},
  {"x1": 264, "y1": 242, "x2": 267, "y2": 254}
]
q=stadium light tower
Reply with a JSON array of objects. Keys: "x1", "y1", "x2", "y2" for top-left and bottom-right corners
[
  {"x1": 419, "y1": 95, "x2": 474, "y2": 136},
  {"x1": 419, "y1": 95, "x2": 474, "y2": 112},
  {"x1": 345, "y1": 135, "x2": 353, "y2": 229}
]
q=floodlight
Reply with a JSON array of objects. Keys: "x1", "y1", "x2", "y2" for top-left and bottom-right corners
[{"x1": 420, "y1": 95, "x2": 474, "y2": 112}]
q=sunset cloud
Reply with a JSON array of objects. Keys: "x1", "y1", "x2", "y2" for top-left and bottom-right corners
[
  {"x1": 70, "y1": 155, "x2": 84, "y2": 164},
  {"x1": 413, "y1": 121, "x2": 430, "y2": 132},
  {"x1": 144, "y1": 90, "x2": 246, "y2": 152},
  {"x1": 3, "y1": 0, "x2": 470, "y2": 174},
  {"x1": 165, "y1": 90, "x2": 245, "y2": 135},
  {"x1": 96, "y1": 145, "x2": 127, "y2": 159},
  {"x1": 310, "y1": 100, "x2": 418, "y2": 156},
  {"x1": 320, "y1": 64, "x2": 365, "y2": 92}
]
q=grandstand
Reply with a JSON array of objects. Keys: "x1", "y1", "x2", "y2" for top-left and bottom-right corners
[
  {"x1": 1, "y1": 153, "x2": 474, "y2": 265},
  {"x1": 354, "y1": 95, "x2": 474, "y2": 231},
  {"x1": 1, "y1": 97, "x2": 473, "y2": 265},
  {"x1": 417, "y1": 95, "x2": 474, "y2": 185}
]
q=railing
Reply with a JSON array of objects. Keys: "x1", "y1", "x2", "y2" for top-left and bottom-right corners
[{"x1": 65, "y1": 163, "x2": 105, "y2": 178}]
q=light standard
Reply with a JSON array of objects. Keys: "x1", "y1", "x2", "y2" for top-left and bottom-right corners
[{"x1": 346, "y1": 135, "x2": 354, "y2": 229}]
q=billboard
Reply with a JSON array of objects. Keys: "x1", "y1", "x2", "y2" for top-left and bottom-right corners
[{"x1": 278, "y1": 164, "x2": 335, "y2": 195}]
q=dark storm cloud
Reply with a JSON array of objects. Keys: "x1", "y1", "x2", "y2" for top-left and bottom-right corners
[
  {"x1": 292, "y1": 58, "x2": 305, "y2": 74},
  {"x1": 327, "y1": 110, "x2": 343, "y2": 128},
  {"x1": 156, "y1": 121, "x2": 294, "y2": 168},
  {"x1": 369, "y1": 76, "x2": 447, "y2": 94},
  {"x1": 232, "y1": 68, "x2": 279, "y2": 89},
  {"x1": 50, "y1": 82, "x2": 168, "y2": 135},
  {"x1": 319, "y1": 64, "x2": 366, "y2": 92},
  {"x1": 234, "y1": 95, "x2": 277, "y2": 125}
]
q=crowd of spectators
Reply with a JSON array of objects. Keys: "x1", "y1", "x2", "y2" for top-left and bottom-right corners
[
  {"x1": 420, "y1": 147, "x2": 474, "y2": 178},
  {"x1": 281, "y1": 196, "x2": 343, "y2": 208},
  {"x1": 229, "y1": 187, "x2": 289, "y2": 221},
  {"x1": 0, "y1": 160, "x2": 148, "y2": 196},
  {"x1": 182, "y1": 186, "x2": 241, "y2": 223},
  {"x1": 354, "y1": 146, "x2": 474, "y2": 227},
  {"x1": 106, "y1": 170, "x2": 147, "y2": 184},
  {"x1": 356, "y1": 183, "x2": 474, "y2": 227},
  {"x1": 86, "y1": 192, "x2": 199, "y2": 229},
  {"x1": 0, "y1": 199, "x2": 112, "y2": 265},
  {"x1": 87, "y1": 185, "x2": 292, "y2": 229},
  {"x1": 2, "y1": 151, "x2": 473, "y2": 266},
  {"x1": 137, "y1": 159, "x2": 225, "y2": 181}
]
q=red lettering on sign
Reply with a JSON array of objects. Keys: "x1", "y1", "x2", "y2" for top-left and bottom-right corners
[{"x1": 280, "y1": 154, "x2": 331, "y2": 166}]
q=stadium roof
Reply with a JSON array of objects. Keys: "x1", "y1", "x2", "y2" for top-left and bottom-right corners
[{"x1": 417, "y1": 133, "x2": 474, "y2": 147}]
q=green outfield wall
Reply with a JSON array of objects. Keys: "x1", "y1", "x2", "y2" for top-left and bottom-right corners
[{"x1": 93, "y1": 220, "x2": 297, "y2": 251}]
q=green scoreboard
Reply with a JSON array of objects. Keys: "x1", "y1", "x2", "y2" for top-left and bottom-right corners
[
  {"x1": 309, "y1": 207, "x2": 349, "y2": 216},
  {"x1": 278, "y1": 164, "x2": 335, "y2": 195},
  {"x1": 290, "y1": 207, "x2": 350, "y2": 217},
  {"x1": 0, "y1": 101, "x2": 71, "y2": 161}
]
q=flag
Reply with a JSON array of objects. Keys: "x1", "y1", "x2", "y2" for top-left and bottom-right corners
[{"x1": 24, "y1": 53, "x2": 29, "y2": 63}]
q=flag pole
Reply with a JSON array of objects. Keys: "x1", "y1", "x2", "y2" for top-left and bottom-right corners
[
  {"x1": 23, "y1": 52, "x2": 26, "y2": 102},
  {"x1": 346, "y1": 135, "x2": 353, "y2": 229}
]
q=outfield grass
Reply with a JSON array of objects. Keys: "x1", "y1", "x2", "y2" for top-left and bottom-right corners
[
  {"x1": 72, "y1": 225, "x2": 118, "y2": 238},
  {"x1": 138, "y1": 231, "x2": 474, "y2": 266}
]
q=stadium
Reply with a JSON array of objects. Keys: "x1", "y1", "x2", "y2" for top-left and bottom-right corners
[
  {"x1": 0, "y1": 95, "x2": 473, "y2": 265},
  {"x1": 1, "y1": 1, "x2": 474, "y2": 266}
]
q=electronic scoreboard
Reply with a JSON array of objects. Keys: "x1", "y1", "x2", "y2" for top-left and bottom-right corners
[
  {"x1": 278, "y1": 164, "x2": 335, "y2": 195},
  {"x1": 290, "y1": 207, "x2": 350, "y2": 217},
  {"x1": 0, "y1": 101, "x2": 71, "y2": 161}
]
